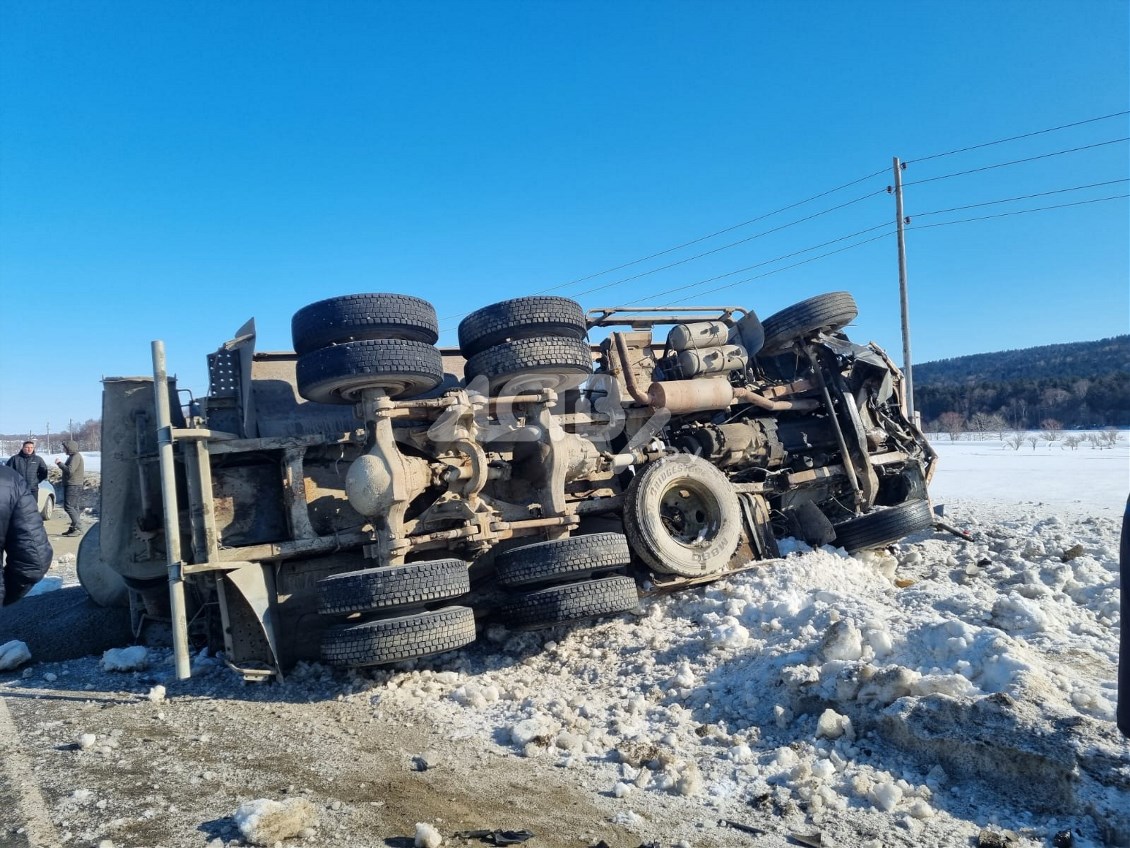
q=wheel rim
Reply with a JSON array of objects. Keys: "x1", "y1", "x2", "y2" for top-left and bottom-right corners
[{"x1": 659, "y1": 478, "x2": 721, "y2": 551}]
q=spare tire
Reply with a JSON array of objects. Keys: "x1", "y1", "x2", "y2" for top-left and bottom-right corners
[
  {"x1": 292, "y1": 293, "x2": 438, "y2": 355},
  {"x1": 458, "y1": 296, "x2": 587, "y2": 357},
  {"x1": 464, "y1": 336, "x2": 593, "y2": 394},
  {"x1": 623, "y1": 454, "x2": 742, "y2": 577},
  {"x1": 760, "y1": 291, "x2": 858, "y2": 355},
  {"x1": 296, "y1": 338, "x2": 444, "y2": 403},
  {"x1": 832, "y1": 499, "x2": 934, "y2": 553}
]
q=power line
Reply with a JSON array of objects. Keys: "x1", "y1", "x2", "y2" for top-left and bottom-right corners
[
  {"x1": 909, "y1": 110, "x2": 1130, "y2": 164},
  {"x1": 630, "y1": 193, "x2": 1127, "y2": 308},
  {"x1": 664, "y1": 231, "x2": 895, "y2": 306},
  {"x1": 901, "y1": 138, "x2": 1129, "y2": 187},
  {"x1": 535, "y1": 169, "x2": 889, "y2": 293},
  {"x1": 436, "y1": 167, "x2": 890, "y2": 323},
  {"x1": 907, "y1": 193, "x2": 1129, "y2": 231},
  {"x1": 565, "y1": 189, "x2": 885, "y2": 301},
  {"x1": 610, "y1": 221, "x2": 892, "y2": 306},
  {"x1": 911, "y1": 178, "x2": 1130, "y2": 218}
]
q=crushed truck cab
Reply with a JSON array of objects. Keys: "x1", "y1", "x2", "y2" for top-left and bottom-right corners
[{"x1": 86, "y1": 291, "x2": 937, "y2": 680}]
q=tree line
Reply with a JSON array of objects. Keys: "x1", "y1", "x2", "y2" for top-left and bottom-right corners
[
  {"x1": 0, "y1": 418, "x2": 102, "y2": 454},
  {"x1": 914, "y1": 335, "x2": 1130, "y2": 430}
]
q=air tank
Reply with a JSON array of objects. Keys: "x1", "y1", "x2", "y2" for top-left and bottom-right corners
[
  {"x1": 676, "y1": 345, "x2": 748, "y2": 377},
  {"x1": 666, "y1": 321, "x2": 730, "y2": 351}
]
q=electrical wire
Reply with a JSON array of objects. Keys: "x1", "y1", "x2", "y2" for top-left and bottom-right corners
[
  {"x1": 910, "y1": 178, "x2": 1130, "y2": 218},
  {"x1": 664, "y1": 230, "x2": 896, "y2": 306},
  {"x1": 436, "y1": 167, "x2": 890, "y2": 323},
  {"x1": 907, "y1": 193, "x2": 1129, "y2": 230},
  {"x1": 901, "y1": 138, "x2": 1129, "y2": 187},
  {"x1": 533, "y1": 168, "x2": 889, "y2": 293},
  {"x1": 908, "y1": 110, "x2": 1130, "y2": 163},
  {"x1": 624, "y1": 192, "x2": 1127, "y2": 309},
  {"x1": 608, "y1": 221, "x2": 893, "y2": 307},
  {"x1": 565, "y1": 189, "x2": 886, "y2": 301}
]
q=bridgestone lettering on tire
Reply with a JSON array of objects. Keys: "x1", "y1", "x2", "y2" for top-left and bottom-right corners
[
  {"x1": 464, "y1": 336, "x2": 593, "y2": 394},
  {"x1": 624, "y1": 454, "x2": 742, "y2": 577},
  {"x1": 495, "y1": 533, "x2": 631, "y2": 587},
  {"x1": 833, "y1": 498, "x2": 934, "y2": 553},
  {"x1": 317, "y1": 559, "x2": 470, "y2": 616},
  {"x1": 292, "y1": 293, "x2": 439, "y2": 355},
  {"x1": 458, "y1": 296, "x2": 587, "y2": 358},
  {"x1": 320, "y1": 606, "x2": 477, "y2": 667},
  {"x1": 760, "y1": 291, "x2": 859, "y2": 355},
  {"x1": 499, "y1": 575, "x2": 639, "y2": 629},
  {"x1": 296, "y1": 338, "x2": 444, "y2": 403}
]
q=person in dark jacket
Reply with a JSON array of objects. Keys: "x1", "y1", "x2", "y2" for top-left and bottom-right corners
[
  {"x1": 0, "y1": 465, "x2": 52, "y2": 606},
  {"x1": 55, "y1": 440, "x2": 85, "y2": 536},
  {"x1": 6, "y1": 441, "x2": 48, "y2": 493}
]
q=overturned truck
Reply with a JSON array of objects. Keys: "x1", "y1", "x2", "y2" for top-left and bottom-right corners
[{"x1": 81, "y1": 291, "x2": 937, "y2": 679}]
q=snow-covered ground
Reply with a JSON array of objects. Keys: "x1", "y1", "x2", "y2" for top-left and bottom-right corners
[
  {"x1": 927, "y1": 434, "x2": 1128, "y2": 520},
  {"x1": 3, "y1": 435, "x2": 1127, "y2": 847}
]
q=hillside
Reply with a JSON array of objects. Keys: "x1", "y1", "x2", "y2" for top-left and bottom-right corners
[{"x1": 913, "y1": 335, "x2": 1130, "y2": 429}]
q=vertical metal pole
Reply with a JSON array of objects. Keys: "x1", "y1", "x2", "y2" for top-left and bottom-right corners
[
  {"x1": 151, "y1": 341, "x2": 192, "y2": 680},
  {"x1": 893, "y1": 157, "x2": 915, "y2": 418}
]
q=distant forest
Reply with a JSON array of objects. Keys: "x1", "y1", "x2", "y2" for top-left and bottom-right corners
[{"x1": 913, "y1": 335, "x2": 1130, "y2": 430}]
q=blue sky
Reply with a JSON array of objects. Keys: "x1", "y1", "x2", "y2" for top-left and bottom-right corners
[{"x1": 1, "y1": 0, "x2": 1127, "y2": 436}]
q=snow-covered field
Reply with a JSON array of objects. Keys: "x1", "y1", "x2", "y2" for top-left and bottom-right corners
[{"x1": 1, "y1": 436, "x2": 1127, "y2": 848}]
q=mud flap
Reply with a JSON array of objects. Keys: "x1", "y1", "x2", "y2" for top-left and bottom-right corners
[
  {"x1": 217, "y1": 562, "x2": 283, "y2": 681},
  {"x1": 738, "y1": 493, "x2": 779, "y2": 560}
]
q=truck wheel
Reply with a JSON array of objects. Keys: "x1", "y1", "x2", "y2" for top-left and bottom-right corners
[
  {"x1": 495, "y1": 532, "x2": 631, "y2": 587},
  {"x1": 464, "y1": 336, "x2": 593, "y2": 394},
  {"x1": 76, "y1": 524, "x2": 131, "y2": 608},
  {"x1": 624, "y1": 454, "x2": 742, "y2": 577},
  {"x1": 296, "y1": 338, "x2": 444, "y2": 403},
  {"x1": 832, "y1": 498, "x2": 934, "y2": 552},
  {"x1": 291, "y1": 293, "x2": 439, "y2": 355},
  {"x1": 759, "y1": 291, "x2": 858, "y2": 355},
  {"x1": 499, "y1": 575, "x2": 639, "y2": 629},
  {"x1": 320, "y1": 606, "x2": 477, "y2": 667},
  {"x1": 317, "y1": 559, "x2": 470, "y2": 615},
  {"x1": 458, "y1": 296, "x2": 587, "y2": 357}
]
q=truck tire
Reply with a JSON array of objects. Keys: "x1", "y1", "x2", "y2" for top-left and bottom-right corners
[
  {"x1": 499, "y1": 575, "x2": 639, "y2": 629},
  {"x1": 760, "y1": 291, "x2": 858, "y2": 355},
  {"x1": 320, "y1": 606, "x2": 477, "y2": 667},
  {"x1": 76, "y1": 523, "x2": 131, "y2": 608},
  {"x1": 292, "y1": 293, "x2": 439, "y2": 355},
  {"x1": 458, "y1": 296, "x2": 587, "y2": 357},
  {"x1": 624, "y1": 454, "x2": 742, "y2": 578},
  {"x1": 317, "y1": 559, "x2": 470, "y2": 615},
  {"x1": 495, "y1": 533, "x2": 631, "y2": 587},
  {"x1": 464, "y1": 336, "x2": 593, "y2": 394},
  {"x1": 832, "y1": 498, "x2": 934, "y2": 552},
  {"x1": 296, "y1": 338, "x2": 444, "y2": 403}
]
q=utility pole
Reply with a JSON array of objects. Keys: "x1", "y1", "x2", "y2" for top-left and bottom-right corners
[
  {"x1": 46, "y1": 422, "x2": 51, "y2": 455},
  {"x1": 892, "y1": 157, "x2": 915, "y2": 420}
]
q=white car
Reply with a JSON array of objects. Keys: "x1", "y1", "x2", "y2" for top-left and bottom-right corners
[{"x1": 36, "y1": 479, "x2": 56, "y2": 519}]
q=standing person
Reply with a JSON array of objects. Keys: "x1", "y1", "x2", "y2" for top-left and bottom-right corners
[
  {"x1": 55, "y1": 440, "x2": 85, "y2": 536},
  {"x1": 6, "y1": 440, "x2": 48, "y2": 494},
  {"x1": 0, "y1": 465, "x2": 52, "y2": 606}
]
